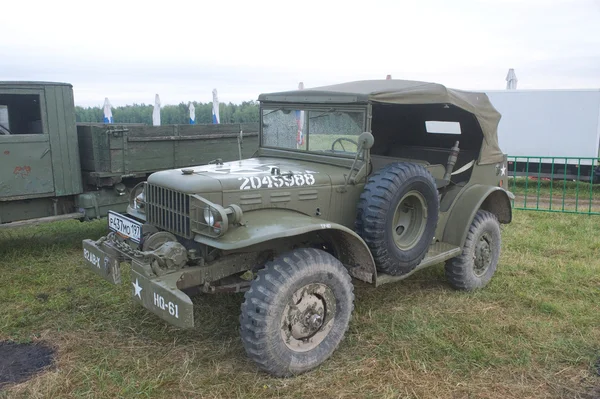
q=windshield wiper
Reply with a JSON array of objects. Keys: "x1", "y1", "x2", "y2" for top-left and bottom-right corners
[
  {"x1": 309, "y1": 108, "x2": 336, "y2": 119},
  {"x1": 262, "y1": 108, "x2": 282, "y2": 117}
]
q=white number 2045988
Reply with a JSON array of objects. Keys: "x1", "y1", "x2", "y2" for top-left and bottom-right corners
[{"x1": 238, "y1": 174, "x2": 316, "y2": 190}]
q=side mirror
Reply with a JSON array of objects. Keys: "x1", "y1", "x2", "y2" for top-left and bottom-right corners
[{"x1": 358, "y1": 131, "x2": 374, "y2": 150}]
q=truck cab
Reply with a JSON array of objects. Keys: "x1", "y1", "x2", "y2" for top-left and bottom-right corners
[{"x1": 0, "y1": 82, "x2": 83, "y2": 224}]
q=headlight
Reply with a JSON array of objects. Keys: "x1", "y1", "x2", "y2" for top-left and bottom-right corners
[
  {"x1": 190, "y1": 196, "x2": 232, "y2": 238},
  {"x1": 129, "y1": 182, "x2": 146, "y2": 212},
  {"x1": 203, "y1": 206, "x2": 215, "y2": 225}
]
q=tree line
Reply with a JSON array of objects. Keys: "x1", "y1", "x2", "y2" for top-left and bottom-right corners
[{"x1": 75, "y1": 101, "x2": 259, "y2": 124}]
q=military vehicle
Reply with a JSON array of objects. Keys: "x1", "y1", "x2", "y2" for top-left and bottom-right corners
[
  {"x1": 81, "y1": 79, "x2": 513, "y2": 377},
  {"x1": 0, "y1": 81, "x2": 258, "y2": 228}
]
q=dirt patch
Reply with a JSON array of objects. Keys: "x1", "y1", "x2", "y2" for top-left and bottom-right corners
[{"x1": 0, "y1": 341, "x2": 55, "y2": 389}]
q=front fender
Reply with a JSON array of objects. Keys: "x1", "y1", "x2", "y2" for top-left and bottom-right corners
[
  {"x1": 193, "y1": 209, "x2": 377, "y2": 284},
  {"x1": 442, "y1": 185, "x2": 513, "y2": 247}
]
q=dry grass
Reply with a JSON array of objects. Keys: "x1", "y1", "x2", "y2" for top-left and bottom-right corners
[{"x1": 1, "y1": 211, "x2": 599, "y2": 398}]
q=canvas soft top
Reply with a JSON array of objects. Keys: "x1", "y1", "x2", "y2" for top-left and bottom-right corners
[{"x1": 258, "y1": 79, "x2": 504, "y2": 165}]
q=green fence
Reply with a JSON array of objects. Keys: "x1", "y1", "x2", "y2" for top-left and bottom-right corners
[{"x1": 507, "y1": 156, "x2": 600, "y2": 215}]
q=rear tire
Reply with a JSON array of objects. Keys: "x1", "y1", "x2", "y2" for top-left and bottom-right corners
[
  {"x1": 356, "y1": 162, "x2": 439, "y2": 276},
  {"x1": 240, "y1": 248, "x2": 354, "y2": 377},
  {"x1": 445, "y1": 210, "x2": 501, "y2": 290}
]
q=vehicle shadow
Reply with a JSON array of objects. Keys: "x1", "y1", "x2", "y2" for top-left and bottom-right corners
[
  {"x1": 0, "y1": 219, "x2": 106, "y2": 256},
  {"x1": 123, "y1": 290, "x2": 245, "y2": 343},
  {"x1": 121, "y1": 265, "x2": 452, "y2": 351}
]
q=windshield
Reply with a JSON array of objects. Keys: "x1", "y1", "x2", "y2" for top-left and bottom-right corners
[{"x1": 261, "y1": 106, "x2": 366, "y2": 155}]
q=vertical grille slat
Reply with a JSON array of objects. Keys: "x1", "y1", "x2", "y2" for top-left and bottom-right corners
[{"x1": 145, "y1": 183, "x2": 191, "y2": 238}]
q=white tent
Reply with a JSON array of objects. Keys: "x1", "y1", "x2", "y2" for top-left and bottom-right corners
[
  {"x1": 152, "y1": 94, "x2": 161, "y2": 126},
  {"x1": 506, "y1": 68, "x2": 518, "y2": 90},
  {"x1": 103, "y1": 97, "x2": 113, "y2": 123}
]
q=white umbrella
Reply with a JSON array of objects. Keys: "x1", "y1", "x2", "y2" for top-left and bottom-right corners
[
  {"x1": 189, "y1": 102, "x2": 195, "y2": 125},
  {"x1": 152, "y1": 94, "x2": 161, "y2": 126},
  {"x1": 506, "y1": 68, "x2": 518, "y2": 90},
  {"x1": 212, "y1": 89, "x2": 220, "y2": 124},
  {"x1": 103, "y1": 97, "x2": 113, "y2": 123}
]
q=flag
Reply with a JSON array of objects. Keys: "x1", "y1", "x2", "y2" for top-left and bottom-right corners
[
  {"x1": 152, "y1": 94, "x2": 161, "y2": 126},
  {"x1": 189, "y1": 102, "x2": 195, "y2": 124},
  {"x1": 295, "y1": 82, "x2": 305, "y2": 147},
  {"x1": 212, "y1": 89, "x2": 220, "y2": 124},
  {"x1": 103, "y1": 97, "x2": 113, "y2": 124}
]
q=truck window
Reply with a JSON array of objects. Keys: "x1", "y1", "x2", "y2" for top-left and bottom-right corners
[
  {"x1": 261, "y1": 107, "x2": 365, "y2": 155},
  {"x1": 425, "y1": 121, "x2": 461, "y2": 135},
  {"x1": 0, "y1": 94, "x2": 44, "y2": 135}
]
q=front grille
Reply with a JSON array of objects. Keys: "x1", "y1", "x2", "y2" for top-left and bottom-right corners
[{"x1": 145, "y1": 184, "x2": 191, "y2": 238}]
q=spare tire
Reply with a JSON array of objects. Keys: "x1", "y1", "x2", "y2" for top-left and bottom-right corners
[{"x1": 356, "y1": 162, "x2": 439, "y2": 276}]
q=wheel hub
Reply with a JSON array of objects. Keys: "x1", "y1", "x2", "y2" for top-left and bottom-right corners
[
  {"x1": 281, "y1": 283, "x2": 336, "y2": 352},
  {"x1": 308, "y1": 314, "x2": 323, "y2": 329},
  {"x1": 289, "y1": 295, "x2": 325, "y2": 339},
  {"x1": 392, "y1": 190, "x2": 427, "y2": 251},
  {"x1": 473, "y1": 233, "x2": 492, "y2": 276}
]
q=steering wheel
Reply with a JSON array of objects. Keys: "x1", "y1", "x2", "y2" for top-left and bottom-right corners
[
  {"x1": 0, "y1": 124, "x2": 11, "y2": 135},
  {"x1": 331, "y1": 137, "x2": 359, "y2": 152}
]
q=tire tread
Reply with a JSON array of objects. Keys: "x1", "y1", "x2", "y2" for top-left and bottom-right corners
[
  {"x1": 240, "y1": 248, "x2": 354, "y2": 377},
  {"x1": 356, "y1": 162, "x2": 439, "y2": 276},
  {"x1": 445, "y1": 210, "x2": 501, "y2": 290}
]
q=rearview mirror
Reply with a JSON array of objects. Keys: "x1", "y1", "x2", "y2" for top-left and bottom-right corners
[{"x1": 358, "y1": 132, "x2": 374, "y2": 150}]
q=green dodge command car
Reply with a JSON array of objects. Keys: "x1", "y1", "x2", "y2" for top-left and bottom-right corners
[{"x1": 81, "y1": 79, "x2": 513, "y2": 377}]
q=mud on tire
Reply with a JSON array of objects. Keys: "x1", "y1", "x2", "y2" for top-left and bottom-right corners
[
  {"x1": 356, "y1": 162, "x2": 439, "y2": 276},
  {"x1": 239, "y1": 248, "x2": 354, "y2": 377}
]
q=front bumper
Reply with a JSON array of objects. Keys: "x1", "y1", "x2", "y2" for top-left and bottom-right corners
[{"x1": 81, "y1": 238, "x2": 194, "y2": 329}]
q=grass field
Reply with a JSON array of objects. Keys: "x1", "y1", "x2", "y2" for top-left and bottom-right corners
[{"x1": 1, "y1": 211, "x2": 599, "y2": 398}]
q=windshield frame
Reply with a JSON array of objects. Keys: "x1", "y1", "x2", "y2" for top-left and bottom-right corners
[{"x1": 259, "y1": 103, "x2": 368, "y2": 158}]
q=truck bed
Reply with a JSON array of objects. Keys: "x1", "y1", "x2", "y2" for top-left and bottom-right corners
[{"x1": 77, "y1": 123, "x2": 259, "y2": 186}]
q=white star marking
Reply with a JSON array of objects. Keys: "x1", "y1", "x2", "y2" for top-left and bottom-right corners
[
  {"x1": 132, "y1": 278, "x2": 143, "y2": 299},
  {"x1": 500, "y1": 165, "x2": 506, "y2": 176}
]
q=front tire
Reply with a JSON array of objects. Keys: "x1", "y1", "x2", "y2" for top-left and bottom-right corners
[
  {"x1": 240, "y1": 248, "x2": 354, "y2": 377},
  {"x1": 445, "y1": 210, "x2": 501, "y2": 290}
]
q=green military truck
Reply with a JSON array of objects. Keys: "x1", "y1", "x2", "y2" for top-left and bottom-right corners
[
  {"x1": 0, "y1": 81, "x2": 258, "y2": 228},
  {"x1": 81, "y1": 79, "x2": 513, "y2": 377}
]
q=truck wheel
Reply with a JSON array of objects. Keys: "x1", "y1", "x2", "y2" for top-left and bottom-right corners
[
  {"x1": 240, "y1": 248, "x2": 354, "y2": 377},
  {"x1": 445, "y1": 210, "x2": 501, "y2": 290},
  {"x1": 356, "y1": 162, "x2": 439, "y2": 276}
]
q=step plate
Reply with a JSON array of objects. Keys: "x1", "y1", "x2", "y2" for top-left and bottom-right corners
[{"x1": 375, "y1": 242, "x2": 462, "y2": 286}]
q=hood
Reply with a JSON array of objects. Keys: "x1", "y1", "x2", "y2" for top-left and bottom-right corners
[{"x1": 147, "y1": 157, "x2": 347, "y2": 194}]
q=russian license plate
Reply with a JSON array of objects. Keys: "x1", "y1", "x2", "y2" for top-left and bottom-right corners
[{"x1": 108, "y1": 211, "x2": 142, "y2": 243}]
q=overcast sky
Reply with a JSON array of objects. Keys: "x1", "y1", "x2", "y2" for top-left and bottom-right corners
[{"x1": 2, "y1": 0, "x2": 599, "y2": 107}]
